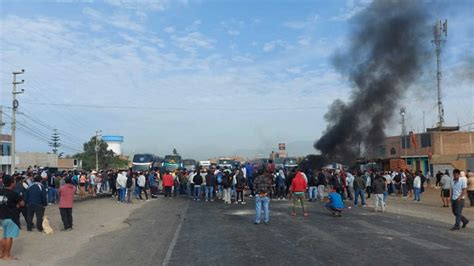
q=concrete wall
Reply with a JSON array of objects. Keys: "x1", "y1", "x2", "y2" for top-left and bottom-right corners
[{"x1": 17, "y1": 152, "x2": 58, "y2": 170}]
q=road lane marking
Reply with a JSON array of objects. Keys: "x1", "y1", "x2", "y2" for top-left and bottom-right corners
[{"x1": 162, "y1": 201, "x2": 189, "y2": 266}]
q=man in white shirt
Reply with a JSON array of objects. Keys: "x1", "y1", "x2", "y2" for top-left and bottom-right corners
[
  {"x1": 116, "y1": 172, "x2": 127, "y2": 203},
  {"x1": 413, "y1": 172, "x2": 421, "y2": 202},
  {"x1": 450, "y1": 169, "x2": 469, "y2": 231},
  {"x1": 137, "y1": 172, "x2": 149, "y2": 201}
]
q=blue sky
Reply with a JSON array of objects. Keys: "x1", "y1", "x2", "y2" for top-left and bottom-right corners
[{"x1": 0, "y1": 0, "x2": 472, "y2": 159}]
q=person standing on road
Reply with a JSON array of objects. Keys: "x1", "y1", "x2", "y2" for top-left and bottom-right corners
[
  {"x1": 373, "y1": 175, "x2": 386, "y2": 212},
  {"x1": 253, "y1": 170, "x2": 271, "y2": 225},
  {"x1": 236, "y1": 169, "x2": 247, "y2": 204},
  {"x1": 137, "y1": 172, "x2": 149, "y2": 201},
  {"x1": 307, "y1": 170, "x2": 317, "y2": 202},
  {"x1": 413, "y1": 172, "x2": 422, "y2": 202},
  {"x1": 291, "y1": 171, "x2": 308, "y2": 217},
  {"x1": 440, "y1": 170, "x2": 451, "y2": 207},
  {"x1": 116, "y1": 171, "x2": 127, "y2": 203},
  {"x1": 450, "y1": 169, "x2": 469, "y2": 231},
  {"x1": 0, "y1": 175, "x2": 24, "y2": 260},
  {"x1": 162, "y1": 171, "x2": 174, "y2": 198},
  {"x1": 193, "y1": 171, "x2": 203, "y2": 201},
  {"x1": 316, "y1": 170, "x2": 327, "y2": 201},
  {"x1": 25, "y1": 175, "x2": 47, "y2": 232},
  {"x1": 245, "y1": 163, "x2": 255, "y2": 197},
  {"x1": 205, "y1": 171, "x2": 216, "y2": 202},
  {"x1": 467, "y1": 172, "x2": 474, "y2": 207},
  {"x1": 58, "y1": 176, "x2": 75, "y2": 231},
  {"x1": 275, "y1": 169, "x2": 286, "y2": 200},
  {"x1": 353, "y1": 173, "x2": 367, "y2": 207},
  {"x1": 345, "y1": 172, "x2": 355, "y2": 201},
  {"x1": 222, "y1": 169, "x2": 232, "y2": 204}
]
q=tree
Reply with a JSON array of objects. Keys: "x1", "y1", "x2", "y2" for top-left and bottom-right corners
[
  {"x1": 49, "y1": 129, "x2": 61, "y2": 155},
  {"x1": 73, "y1": 136, "x2": 128, "y2": 170}
]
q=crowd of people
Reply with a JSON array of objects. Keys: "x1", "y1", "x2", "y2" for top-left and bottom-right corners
[{"x1": 0, "y1": 163, "x2": 472, "y2": 260}]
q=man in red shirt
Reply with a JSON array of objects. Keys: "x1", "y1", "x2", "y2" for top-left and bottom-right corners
[
  {"x1": 291, "y1": 171, "x2": 308, "y2": 217},
  {"x1": 162, "y1": 171, "x2": 174, "y2": 198},
  {"x1": 59, "y1": 176, "x2": 75, "y2": 231}
]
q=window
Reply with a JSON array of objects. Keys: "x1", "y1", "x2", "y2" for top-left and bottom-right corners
[
  {"x1": 420, "y1": 133, "x2": 431, "y2": 148},
  {"x1": 379, "y1": 146, "x2": 386, "y2": 156},
  {"x1": 401, "y1": 136, "x2": 410, "y2": 149},
  {"x1": 390, "y1": 147, "x2": 396, "y2": 155}
]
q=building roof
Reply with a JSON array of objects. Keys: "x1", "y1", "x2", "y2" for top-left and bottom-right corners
[
  {"x1": 426, "y1": 126, "x2": 460, "y2": 132},
  {"x1": 102, "y1": 135, "x2": 124, "y2": 142}
]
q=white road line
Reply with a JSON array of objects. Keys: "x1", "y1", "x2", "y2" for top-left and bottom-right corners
[{"x1": 162, "y1": 202, "x2": 189, "y2": 266}]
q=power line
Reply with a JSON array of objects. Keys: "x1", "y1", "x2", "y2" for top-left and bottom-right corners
[{"x1": 21, "y1": 102, "x2": 324, "y2": 111}]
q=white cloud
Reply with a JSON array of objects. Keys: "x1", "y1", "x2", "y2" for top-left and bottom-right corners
[
  {"x1": 104, "y1": 0, "x2": 168, "y2": 11},
  {"x1": 172, "y1": 31, "x2": 215, "y2": 53},
  {"x1": 164, "y1": 26, "x2": 175, "y2": 33},
  {"x1": 283, "y1": 14, "x2": 319, "y2": 30},
  {"x1": 227, "y1": 29, "x2": 240, "y2": 36},
  {"x1": 82, "y1": 7, "x2": 144, "y2": 32},
  {"x1": 332, "y1": 0, "x2": 371, "y2": 21},
  {"x1": 262, "y1": 40, "x2": 289, "y2": 52}
]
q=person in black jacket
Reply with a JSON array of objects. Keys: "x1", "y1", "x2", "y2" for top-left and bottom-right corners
[
  {"x1": 307, "y1": 170, "x2": 317, "y2": 201},
  {"x1": 193, "y1": 172, "x2": 203, "y2": 201},
  {"x1": 25, "y1": 175, "x2": 47, "y2": 232},
  {"x1": 205, "y1": 172, "x2": 216, "y2": 201},
  {"x1": 316, "y1": 171, "x2": 327, "y2": 201},
  {"x1": 236, "y1": 170, "x2": 247, "y2": 204}
]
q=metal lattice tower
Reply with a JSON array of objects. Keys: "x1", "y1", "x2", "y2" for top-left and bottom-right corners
[{"x1": 431, "y1": 19, "x2": 447, "y2": 129}]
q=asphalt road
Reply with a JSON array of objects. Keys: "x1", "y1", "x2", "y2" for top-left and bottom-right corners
[{"x1": 62, "y1": 197, "x2": 474, "y2": 266}]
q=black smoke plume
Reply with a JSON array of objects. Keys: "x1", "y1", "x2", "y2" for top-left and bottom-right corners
[{"x1": 315, "y1": 0, "x2": 430, "y2": 163}]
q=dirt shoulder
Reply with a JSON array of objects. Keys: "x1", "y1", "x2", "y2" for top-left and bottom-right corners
[{"x1": 3, "y1": 197, "x2": 149, "y2": 266}]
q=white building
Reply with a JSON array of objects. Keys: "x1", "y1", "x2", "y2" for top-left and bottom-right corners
[{"x1": 102, "y1": 135, "x2": 124, "y2": 155}]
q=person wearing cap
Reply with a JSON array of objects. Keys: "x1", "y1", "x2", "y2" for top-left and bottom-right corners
[
  {"x1": 0, "y1": 175, "x2": 24, "y2": 260},
  {"x1": 89, "y1": 171, "x2": 97, "y2": 197},
  {"x1": 59, "y1": 176, "x2": 75, "y2": 231}
]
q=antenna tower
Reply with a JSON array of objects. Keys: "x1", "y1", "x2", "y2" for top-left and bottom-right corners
[{"x1": 431, "y1": 19, "x2": 447, "y2": 129}]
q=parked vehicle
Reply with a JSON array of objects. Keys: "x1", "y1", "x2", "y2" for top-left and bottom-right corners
[
  {"x1": 162, "y1": 155, "x2": 183, "y2": 172},
  {"x1": 183, "y1": 159, "x2": 197, "y2": 171}
]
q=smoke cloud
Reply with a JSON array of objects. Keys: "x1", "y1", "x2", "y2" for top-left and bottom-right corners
[{"x1": 314, "y1": 0, "x2": 430, "y2": 163}]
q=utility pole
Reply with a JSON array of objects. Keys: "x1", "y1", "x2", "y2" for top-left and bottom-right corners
[
  {"x1": 0, "y1": 106, "x2": 4, "y2": 135},
  {"x1": 422, "y1": 111, "x2": 426, "y2": 133},
  {"x1": 11, "y1": 69, "x2": 25, "y2": 174},
  {"x1": 400, "y1": 107, "x2": 407, "y2": 168},
  {"x1": 431, "y1": 19, "x2": 447, "y2": 129},
  {"x1": 95, "y1": 130, "x2": 102, "y2": 171}
]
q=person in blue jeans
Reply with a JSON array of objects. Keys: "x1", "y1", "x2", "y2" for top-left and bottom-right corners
[
  {"x1": 413, "y1": 174, "x2": 421, "y2": 202},
  {"x1": 353, "y1": 174, "x2": 366, "y2": 207},
  {"x1": 253, "y1": 170, "x2": 272, "y2": 224},
  {"x1": 326, "y1": 189, "x2": 345, "y2": 217}
]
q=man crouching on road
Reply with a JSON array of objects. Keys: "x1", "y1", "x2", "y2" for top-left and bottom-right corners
[
  {"x1": 0, "y1": 175, "x2": 25, "y2": 260},
  {"x1": 325, "y1": 188, "x2": 345, "y2": 217},
  {"x1": 253, "y1": 169, "x2": 271, "y2": 225}
]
